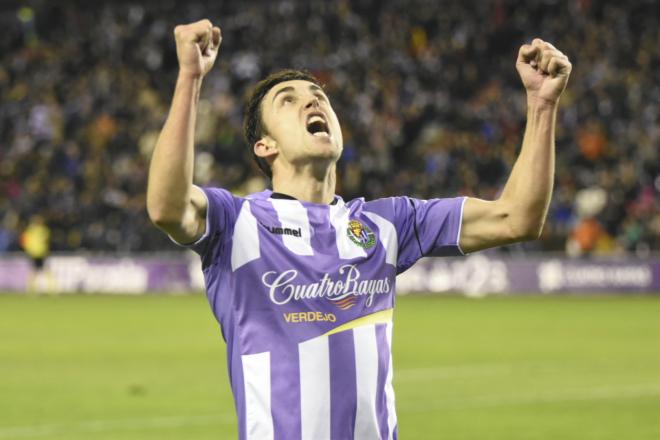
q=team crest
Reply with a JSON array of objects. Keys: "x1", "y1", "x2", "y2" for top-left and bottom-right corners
[{"x1": 347, "y1": 220, "x2": 376, "y2": 249}]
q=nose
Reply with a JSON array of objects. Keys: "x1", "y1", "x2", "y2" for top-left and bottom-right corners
[{"x1": 305, "y1": 97, "x2": 320, "y2": 109}]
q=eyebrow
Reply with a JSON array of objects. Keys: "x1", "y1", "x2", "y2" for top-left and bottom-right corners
[
  {"x1": 271, "y1": 86, "x2": 295, "y2": 104},
  {"x1": 271, "y1": 84, "x2": 326, "y2": 104},
  {"x1": 309, "y1": 84, "x2": 324, "y2": 94}
]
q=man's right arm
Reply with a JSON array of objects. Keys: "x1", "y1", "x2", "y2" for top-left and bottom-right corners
[{"x1": 146, "y1": 20, "x2": 221, "y2": 244}]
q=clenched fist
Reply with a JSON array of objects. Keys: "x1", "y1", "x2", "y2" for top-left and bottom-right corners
[
  {"x1": 517, "y1": 38, "x2": 572, "y2": 105},
  {"x1": 174, "y1": 19, "x2": 222, "y2": 78}
]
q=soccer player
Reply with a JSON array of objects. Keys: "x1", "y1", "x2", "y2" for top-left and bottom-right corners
[{"x1": 147, "y1": 20, "x2": 571, "y2": 440}]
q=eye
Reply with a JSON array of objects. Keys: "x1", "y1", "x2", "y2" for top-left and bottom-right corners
[{"x1": 282, "y1": 95, "x2": 295, "y2": 104}]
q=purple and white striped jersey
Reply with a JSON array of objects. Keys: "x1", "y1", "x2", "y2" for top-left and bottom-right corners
[{"x1": 185, "y1": 188, "x2": 465, "y2": 440}]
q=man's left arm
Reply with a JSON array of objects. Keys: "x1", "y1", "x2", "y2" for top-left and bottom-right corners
[{"x1": 460, "y1": 38, "x2": 572, "y2": 253}]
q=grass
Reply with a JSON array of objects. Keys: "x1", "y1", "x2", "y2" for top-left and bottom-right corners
[{"x1": 1, "y1": 293, "x2": 660, "y2": 439}]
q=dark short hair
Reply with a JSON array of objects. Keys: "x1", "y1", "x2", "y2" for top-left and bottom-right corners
[{"x1": 243, "y1": 69, "x2": 322, "y2": 179}]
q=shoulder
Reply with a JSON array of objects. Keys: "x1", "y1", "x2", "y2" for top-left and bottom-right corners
[
  {"x1": 197, "y1": 187, "x2": 273, "y2": 235},
  {"x1": 201, "y1": 187, "x2": 271, "y2": 206},
  {"x1": 348, "y1": 195, "x2": 411, "y2": 218}
]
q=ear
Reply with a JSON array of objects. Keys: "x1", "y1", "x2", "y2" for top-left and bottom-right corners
[{"x1": 254, "y1": 135, "x2": 278, "y2": 160}]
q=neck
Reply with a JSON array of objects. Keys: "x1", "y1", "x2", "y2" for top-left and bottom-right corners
[{"x1": 271, "y1": 162, "x2": 337, "y2": 204}]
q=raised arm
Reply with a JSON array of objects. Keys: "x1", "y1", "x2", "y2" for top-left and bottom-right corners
[
  {"x1": 459, "y1": 38, "x2": 572, "y2": 253},
  {"x1": 146, "y1": 20, "x2": 222, "y2": 244}
]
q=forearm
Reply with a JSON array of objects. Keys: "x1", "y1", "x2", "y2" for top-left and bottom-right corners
[
  {"x1": 499, "y1": 97, "x2": 557, "y2": 238},
  {"x1": 459, "y1": 39, "x2": 569, "y2": 252},
  {"x1": 146, "y1": 73, "x2": 202, "y2": 225}
]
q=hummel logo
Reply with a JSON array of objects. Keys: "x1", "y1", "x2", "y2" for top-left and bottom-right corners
[{"x1": 261, "y1": 223, "x2": 302, "y2": 237}]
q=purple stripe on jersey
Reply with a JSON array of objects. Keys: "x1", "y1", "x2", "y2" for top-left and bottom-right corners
[
  {"x1": 230, "y1": 344, "x2": 248, "y2": 440},
  {"x1": 376, "y1": 324, "x2": 390, "y2": 440},
  {"x1": 329, "y1": 330, "x2": 357, "y2": 439},
  {"x1": 270, "y1": 344, "x2": 302, "y2": 440},
  {"x1": 306, "y1": 204, "x2": 341, "y2": 261}
]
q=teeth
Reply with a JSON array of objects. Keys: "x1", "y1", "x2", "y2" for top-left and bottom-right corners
[
  {"x1": 313, "y1": 132, "x2": 329, "y2": 137},
  {"x1": 308, "y1": 116, "x2": 325, "y2": 124}
]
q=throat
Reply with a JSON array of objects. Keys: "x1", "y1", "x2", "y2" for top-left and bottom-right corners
[{"x1": 271, "y1": 164, "x2": 337, "y2": 204}]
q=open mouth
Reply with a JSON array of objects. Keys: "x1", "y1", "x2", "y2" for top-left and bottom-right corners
[{"x1": 306, "y1": 113, "x2": 330, "y2": 138}]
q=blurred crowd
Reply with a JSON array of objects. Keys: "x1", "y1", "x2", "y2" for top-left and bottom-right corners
[{"x1": 1, "y1": 0, "x2": 658, "y2": 255}]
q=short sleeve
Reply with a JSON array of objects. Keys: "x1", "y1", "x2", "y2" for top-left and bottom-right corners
[
  {"x1": 394, "y1": 196, "x2": 466, "y2": 273},
  {"x1": 173, "y1": 186, "x2": 240, "y2": 268}
]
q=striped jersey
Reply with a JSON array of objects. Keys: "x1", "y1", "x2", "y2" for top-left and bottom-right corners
[{"x1": 185, "y1": 188, "x2": 465, "y2": 440}]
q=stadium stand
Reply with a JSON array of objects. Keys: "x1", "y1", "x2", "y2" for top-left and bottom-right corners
[{"x1": 0, "y1": 0, "x2": 658, "y2": 254}]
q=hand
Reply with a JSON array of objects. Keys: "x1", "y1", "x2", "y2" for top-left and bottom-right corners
[
  {"x1": 516, "y1": 38, "x2": 572, "y2": 106},
  {"x1": 173, "y1": 19, "x2": 222, "y2": 79}
]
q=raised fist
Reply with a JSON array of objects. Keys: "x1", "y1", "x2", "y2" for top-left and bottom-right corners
[
  {"x1": 517, "y1": 38, "x2": 572, "y2": 105},
  {"x1": 173, "y1": 19, "x2": 222, "y2": 78}
]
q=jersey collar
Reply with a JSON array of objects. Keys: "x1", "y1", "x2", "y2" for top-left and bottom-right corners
[{"x1": 270, "y1": 192, "x2": 339, "y2": 206}]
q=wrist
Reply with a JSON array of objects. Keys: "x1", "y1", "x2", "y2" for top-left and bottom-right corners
[
  {"x1": 526, "y1": 93, "x2": 560, "y2": 111},
  {"x1": 177, "y1": 69, "x2": 204, "y2": 83},
  {"x1": 176, "y1": 71, "x2": 204, "y2": 95}
]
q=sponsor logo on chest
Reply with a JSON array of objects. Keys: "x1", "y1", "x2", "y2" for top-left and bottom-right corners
[{"x1": 261, "y1": 264, "x2": 391, "y2": 311}]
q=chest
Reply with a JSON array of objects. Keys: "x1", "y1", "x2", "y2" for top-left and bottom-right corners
[{"x1": 252, "y1": 201, "x2": 379, "y2": 262}]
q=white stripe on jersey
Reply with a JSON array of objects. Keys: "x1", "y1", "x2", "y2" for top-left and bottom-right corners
[
  {"x1": 270, "y1": 199, "x2": 314, "y2": 256},
  {"x1": 241, "y1": 352, "x2": 274, "y2": 440},
  {"x1": 353, "y1": 325, "x2": 381, "y2": 440},
  {"x1": 299, "y1": 336, "x2": 331, "y2": 440},
  {"x1": 363, "y1": 211, "x2": 398, "y2": 266},
  {"x1": 231, "y1": 202, "x2": 261, "y2": 271},
  {"x1": 385, "y1": 323, "x2": 397, "y2": 439},
  {"x1": 329, "y1": 204, "x2": 368, "y2": 260}
]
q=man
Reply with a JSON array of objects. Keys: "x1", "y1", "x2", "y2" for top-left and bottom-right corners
[
  {"x1": 20, "y1": 214, "x2": 52, "y2": 293},
  {"x1": 147, "y1": 19, "x2": 571, "y2": 440}
]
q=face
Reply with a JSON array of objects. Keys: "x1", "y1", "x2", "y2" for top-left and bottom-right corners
[{"x1": 257, "y1": 80, "x2": 343, "y2": 170}]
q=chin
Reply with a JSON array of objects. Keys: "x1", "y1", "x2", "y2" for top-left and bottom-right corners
[{"x1": 312, "y1": 143, "x2": 341, "y2": 161}]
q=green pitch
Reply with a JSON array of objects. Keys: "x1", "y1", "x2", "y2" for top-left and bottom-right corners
[{"x1": 1, "y1": 293, "x2": 660, "y2": 439}]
